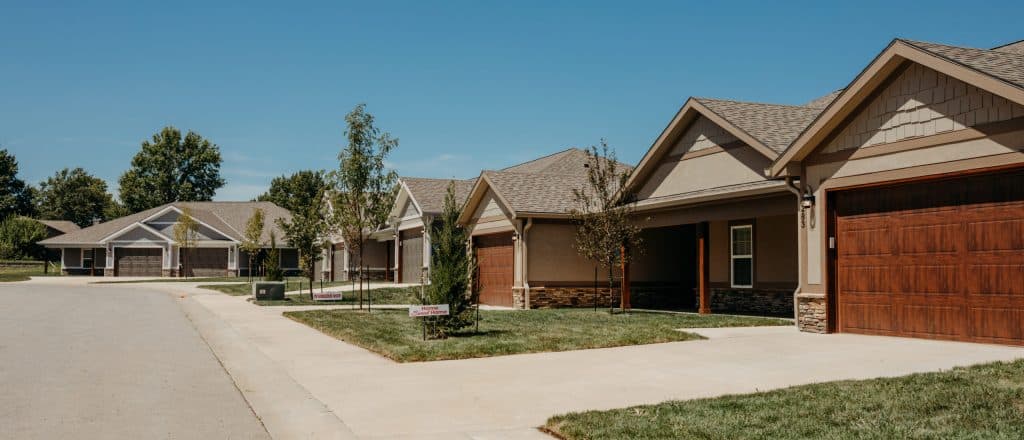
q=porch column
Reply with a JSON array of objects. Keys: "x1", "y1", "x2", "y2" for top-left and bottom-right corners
[
  {"x1": 621, "y1": 244, "x2": 631, "y2": 310},
  {"x1": 698, "y1": 222, "x2": 711, "y2": 314}
]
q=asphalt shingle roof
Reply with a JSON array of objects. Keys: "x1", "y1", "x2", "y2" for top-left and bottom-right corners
[
  {"x1": 483, "y1": 171, "x2": 591, "y2": 214},
  {"x1": 694, "y1": 98, "x2": 824, "y2": 154},
  {"x1": 903, "y1": 39, "x2": 1024, "y2": 89},
  {"x1": 38, "y1": 201, "x2": 291, "y2": 245},
  {"x1": 501, "y1": 148, "x2": 632, "y2": 175},
  {"x1": 992, "y1": 40, "x2": 1024, "y2": 55},
  {"x1": 400, "y1": 177, "x2": 477, "y2": 214},
  {"x1": 37, "y1": 219, "x2": 81, "y2": 235}
]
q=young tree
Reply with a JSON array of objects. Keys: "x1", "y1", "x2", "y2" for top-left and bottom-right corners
[
  {"x1": 264, "y1": 232, "x2": 283, "y2": 282},
  {"x1": 277, "y1": 193, "x2": 329, "y2": 297},
  {"x1": 118, "y1": 127, "x2": 225, "y2": 213},
  {"x1": 257, "y1": 170, "x2": 327, "y2": 213},
  {"x1": 240, "y1": 208, "x2": 265, "y2": 282},
  {"x1": 173, "y1": 208, "x2": 200, "y2": 278},
  {"x1": 0, "y1": 148, "x2": 34, "y2": 220},
  {"x1": 329, "y1": 104, "x2": 398, "y2": 307},
  {"x1": 0, "y1": 216, "x2": 47, "y2": 260},
  {"x1": 424, "y1": 182, "x2": 477, "y2": 338},
  {"x1": 570, "y1": 141, "x2": 642, "y2": 313},
  {"x1": 35, "y1": 167, "x2": 118, "y2": 227}
]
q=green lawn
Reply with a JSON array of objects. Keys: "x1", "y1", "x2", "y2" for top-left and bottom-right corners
[
  {"x1": 254, "y1": 286, "x2": 420, "y2": 306},
  {"x1": 0, "y1": 262, "x2": 60, "y2": 282},
  {"x1": 544, "y1": 359, "x2": 1024, "y2": 440},
  {"x1": 284, "y1": 309, "x2": 790, "y2": 362}
]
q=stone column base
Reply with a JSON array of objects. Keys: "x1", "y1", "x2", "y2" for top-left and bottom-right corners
[
  {"x1": 103, "y1": 268, "x2": 115, "y2": 277},
  {"x1": 797, "y1": 294, "x2": 827, "y2": 333},
  {"x1": 709, "y1": 288, "x2": 794, "y2": 317}
]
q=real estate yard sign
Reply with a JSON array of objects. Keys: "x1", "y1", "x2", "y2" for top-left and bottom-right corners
[
  {"x1": 313, "y1": 291, "x2": 343, "y2": 301},
  {"x1": 408, "y1": 304, "x2": 450, "y2": 317}
]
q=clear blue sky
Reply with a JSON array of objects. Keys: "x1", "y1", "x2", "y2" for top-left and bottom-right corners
[{"x1": 2, "y1": 1, "x2": 1021, "y2": 200}]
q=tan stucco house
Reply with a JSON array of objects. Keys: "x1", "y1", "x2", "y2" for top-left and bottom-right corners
[
  {"x1": 457, "y1": 148, "x2": 633, "y2": 308},
  {"x1": 38, "y1": 201, "x2": 297, "y2": 277},
  {"x1": 621, "y1": 96, "x2": 834, "y2": 315},
  {"x1": 770, "y1": 38, "x2": 1024, "y2": 345}
]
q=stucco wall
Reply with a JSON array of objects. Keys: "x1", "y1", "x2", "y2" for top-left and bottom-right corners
[
  {"x1": 668, "y1": 115, "x2": 739, "y2": 154},
  {"x1": 756, "y1": 214, "x2": 798, "y2": 283},
  {"x1": 636, "y1": 148, "x2": 770, "y2": 200},
  {"x1": 709, "y1": 220, "x2": 729, "y2": 284},
  {"x1": 526, "y1": 222, "x2": 607, "y2": 284}
]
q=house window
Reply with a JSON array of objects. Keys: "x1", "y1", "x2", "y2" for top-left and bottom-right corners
[{"x1": 730, "y1": 224, "x2": 753, "y2": 288}]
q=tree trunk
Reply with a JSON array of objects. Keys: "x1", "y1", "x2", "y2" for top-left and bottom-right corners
[{"x1": 607, "y1": 262, "x2": 614, "y2": 315}]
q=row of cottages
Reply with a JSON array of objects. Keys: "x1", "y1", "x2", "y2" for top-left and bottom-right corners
[{"x1": 38, "y1": 202, "x2": 299, "y2": 277}]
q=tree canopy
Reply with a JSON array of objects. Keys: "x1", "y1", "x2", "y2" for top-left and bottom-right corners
[
  {"x1": 329, "y1": 104, "x2": 398, "y2": 291},
  {"x1": 425, "y1": 181, "x2": 477, "y2": 337},
  {"x1": 35, "y1": 167, "x2": 118, "y2": 227},
  {"x1": 0, "y1": 216, "x2": 46, "y2": 260},
  {"x1": 118, "y1": 126, "x2": 225, "y2": 213},
  {"x1": 0, "y1": 148, "x2": 34, "y2": 220},
  {"x1": 277, "y1": 182, "x2": 329, "y2": 295},
  {"x1": 257, "y1": 170, "x2": 327, "y2": 213}
]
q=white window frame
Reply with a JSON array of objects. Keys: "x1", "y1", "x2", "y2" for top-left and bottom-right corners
[{"x1": 730, "y1": 224, "x2": 753, "y2": 288}]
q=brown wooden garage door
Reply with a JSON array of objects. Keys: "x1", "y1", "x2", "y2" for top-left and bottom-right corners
[
  {"x1": 833, "y1": 168, "x2": 1024, "y2": 345},
  {"x1": 182, "y1": 248, "x2": 228, "y2": 277},
  {"x1": 400, "y1": 230, "x2": 424, "y2": 283},
  {"x1": 475, "y1": 232, "x2": 514, "y2": 307},
  {"x1": 116, "y1": 248, "x2": 162, "y2": 277}
]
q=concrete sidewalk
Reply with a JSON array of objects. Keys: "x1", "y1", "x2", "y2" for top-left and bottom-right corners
[
  {"x1": 33, "y1": 278, "x2": 1024, "y2": 439},
  {"x1": 177, "y1": 284, "x2": 1022, "y2": 439}
]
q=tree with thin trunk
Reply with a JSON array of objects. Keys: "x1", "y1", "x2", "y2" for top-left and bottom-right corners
[
  {"x1": 328, "y1": 104, "x2": 398, "y2": 308},
  {"x1": 277, "y1": 192, "x2": 329, "y2": 298},
  {"x1": 240, "y1": 208, "x2": 265, "y2": 282},
  {"x1": 570, "y1": 141, "x2": 642, "y2": 313},
  {"x1": 173, "y1": 208, "x2": 200, "y2": 278}
]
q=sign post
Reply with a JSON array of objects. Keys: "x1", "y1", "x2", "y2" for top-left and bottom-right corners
[{"x1": 410, "y1": 304, "x2": 450, "y2": 340}]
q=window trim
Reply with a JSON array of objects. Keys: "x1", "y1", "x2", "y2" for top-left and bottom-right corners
[{"x1": 730, "y1": 224, "x2": 754, "y2": 288}]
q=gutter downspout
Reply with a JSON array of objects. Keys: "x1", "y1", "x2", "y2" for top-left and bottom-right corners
[
  {"x1": 522, "y1": 218, "x2": 534, "y2": 309},
  {"x1": 784, "y1": 176, "x2": 803, "y2": 325}
]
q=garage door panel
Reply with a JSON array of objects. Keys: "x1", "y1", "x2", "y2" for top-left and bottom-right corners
[
  {"x1": 839, "y1": 265, "x2": 891, "y2": 294},
  {"x1": 840, "y1": 302, "x2": 894, "y2": 332},
  {"x1": 116, "y1": 248, "x2": 162, "y2": 277},
  {"x1": 476, "y1": 233, "x2": 513, "y2": 307},
  {"x1": 967, "y1": 263, "x2": 1024, "y2": 295},
  {"x1": 966, "y1": 218, "x2": 1024, "y2": 252},
  {"x1": 899, "y1": 305, "x2": 962, "y2": 337},
  {"x1": 898, "y1": 264, "x2": 960, "y2": 294},
  {"x1": 835, "y1": 168, "x2": 1024, "y2": 345},
  {"x1": 969, "y1": 308, "x2": 1024, "y2": 342}
]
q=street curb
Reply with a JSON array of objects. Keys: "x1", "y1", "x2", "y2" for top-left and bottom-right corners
[{"x1": 179, "y1": 294, "x2": 358, "y2": 440}]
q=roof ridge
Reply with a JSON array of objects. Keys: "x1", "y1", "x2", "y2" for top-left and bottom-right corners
[
  {"x1": 900, "y1": 38, "x2": 1024, "y2": 58},
  {"x1": 499, "y1": 147, "x2": 579, "y2": 171},
  {"x1": 991, "y1": 39, "x2": 1024, "y2": 51},
  {"x1": 694, "y1": 97, "x2": 819, "y2": 110}
]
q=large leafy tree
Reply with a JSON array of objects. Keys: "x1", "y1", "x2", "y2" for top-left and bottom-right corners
[
  {"x1": 425, "y1": 182, "x2": 477, "y2": 337},
  {"x1": 329, "y1": 104, "x2": 398, "y2": 307},
  {"x1": 0, "y1": 148, "x2": 34, "y2": 219},
  {"x1": 35, "y1": 167, "x2": 118, "y2": 227},
  {"x1": 118, "y1": 127, "x2": 225, "y2": 213},
  {"x1": 257, "y1": 170, "x2": 327, "y2": 213},
  {"x1": 0, "y1": 216, "x2": 47, "y2": 260},
  {"x1": 570, "y1": 141, "x2": 642, "y2": 313}
]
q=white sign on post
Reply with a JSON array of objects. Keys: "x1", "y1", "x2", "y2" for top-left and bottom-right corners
[
  {"x1": 313, "y1": 291, "x2": 343, "y2": 301},
  {"x1": 409, "y1": 304, "x2": 450, "y2": 317}
]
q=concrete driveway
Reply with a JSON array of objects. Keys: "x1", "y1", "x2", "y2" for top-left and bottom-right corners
[
  {"x1": 164, "y1": 282, "x2": 1024, "y2": 439},
  {"x1": 13, "y1": 278, "x2": 1024, "y2": 440},
  {"x1": 0, "y1": 282, "x2": 270, "y2": 439}
]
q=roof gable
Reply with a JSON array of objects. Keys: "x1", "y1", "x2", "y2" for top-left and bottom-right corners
[{"x1": 771, "y1": 38, "x2": 1024, "y2": 176}]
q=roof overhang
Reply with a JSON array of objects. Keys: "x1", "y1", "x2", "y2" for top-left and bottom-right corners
[
  {"x1": 769, "y1": 39, "x2": 1024, "y2": 177},
  {"x1": 633, "y1": 181, "x2": 789, "y2": 212},
  {"x1": 100, "y1": 222, "x2": 174, "y2": 244},
  {"x1": 623, "y1": 98, "x2": 778, "y2": 195}
]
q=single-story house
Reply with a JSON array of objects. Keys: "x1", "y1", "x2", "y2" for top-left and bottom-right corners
[
  {"x1": 770, "y1": 38, "x2": 1024, "y2": 345},
  {"x1": 38, "y1": 201, "x2": 298, "y2": 277},
  {"x1": 315, "y1": 177, "x2": 476, "y2": 283},
  {"x1": 620, "y1": 95, "x2": 833, "y2": 316},
  {"x1": 457, "y1": 148, "x2": 633, "y2": 308}
]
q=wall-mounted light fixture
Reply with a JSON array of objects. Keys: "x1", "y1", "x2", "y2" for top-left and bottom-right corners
[{"x1": 801, "y1": 193, "x2": 816, "y2": 209}]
